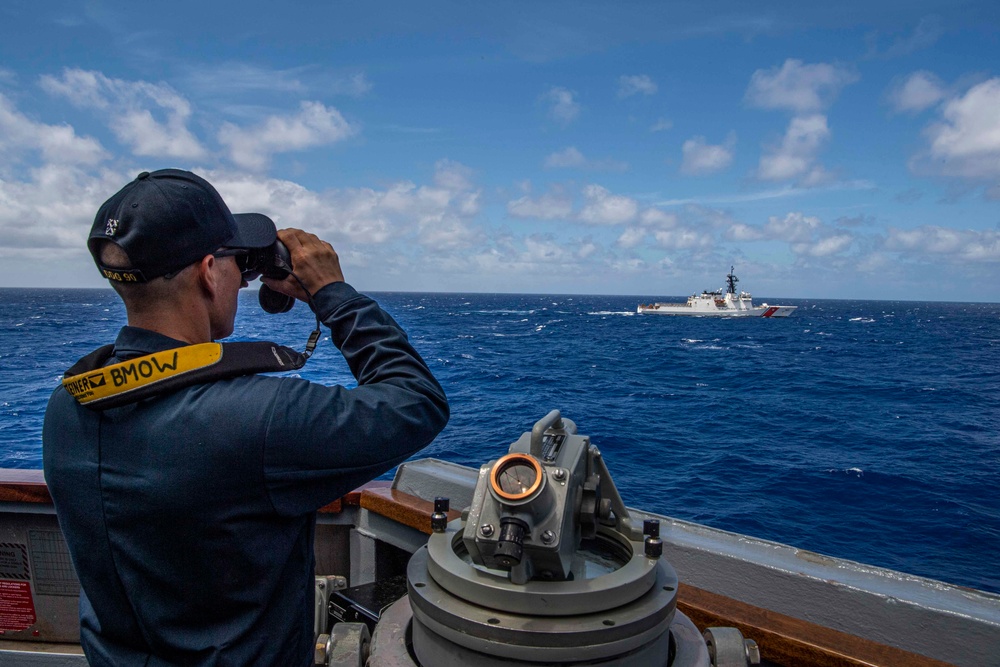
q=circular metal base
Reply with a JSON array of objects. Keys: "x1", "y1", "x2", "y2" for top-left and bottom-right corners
[
  {"x1": 409, "y1": 546, "x2": 679, "y2": 663},
  {"x1": 368, "y1": 596, "x2": 711, "y2": 667},
  {"x1": 425, "y1": 522, "x2": 663, "y2": 616}
]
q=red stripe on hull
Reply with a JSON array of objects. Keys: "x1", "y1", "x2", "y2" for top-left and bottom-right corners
[{"x1": 762, "y1": 307, "x2": 779, "y2": 318}]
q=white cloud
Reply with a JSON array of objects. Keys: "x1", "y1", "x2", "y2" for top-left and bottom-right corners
[
  {"x1": 39, "y1": 69, "x2": 108, "y2": 109},
  {"x1": 762, "y1": 211, "x2": 855, "y2": 257},
  {"x1": 40, "y1": 68, "x2": 206, "y2": 159},
  {"x1": 867, "y1": 15, "x2": 944, "y2": 59},
  {"x1": 681, "y1": 133, "x2": 736, "y2": 175},
  {"x1": 418, "y1": 212, "x2": 481, "y2": 250},
  {"x1": 638, "y1": 208, "x2": 678, "y2": 229},
  {"x1": 725, "y1": 223, "x2": 766, "y2": 242},
  {"x1": 798, "y1": 165, "x2": 834, "y2": 188},
  {"x1": 462, "y1": 235, "x2": 611, "y2": 284},
  {"x1": 0, "y1": 93, "x2": 107, "y2": 165},
  {"x1": 577, "y1": 241, "x2": 598, "y2": 260},
  {"x1": 764, "y1": 211, "x2": 822, "y2": 243},
  {"x1": 617, "y1": 227, "x2": 646, "y2": 248},
  {"x1": 218, "y1": 101, "x2": 357, "y2": 170},
  {"x1": 745, "y1": 59, "x2": 858, "y2": 113},
  {"x1": 756, "y1": 114, "x2": 830, "y2": 182},
  {"x1": 206, "y1": 160, "x2": 481, "y2": 251},
  {"x1": 746, "y1": 60, "x2": 853, "y2": 187},
  {"x1": 578, "y1": 184, "x2": 638, "y2": 225},
  {"x1": 652, "y1": 228, "x2": 713, "y2": 250},
  {"x1": 522, "y1": 236, "x2": 575, "y2": 263},
  {"x1": 119, "y1": 110, "x2": 204, "y2": 159},
  {"x1": 544, "y1": 146, "x2": 628, "y2": 171},
  {"x1": 650, "y1": 118, "x2": 673, "y2": 132},
  {"x1": 182, "y1": 63, "x2": 309, "y2": 96},
  {"x1": 793, "y1": 232, "x2": 853, "y2": 257},
  {"x1": 886, "y1": 225, "x2": 1000, "y2": 262},
  {"x1": 508, "y1": 185, "x2": 673, "y2": 232},
  {"x1": 0, "y1": 164, "x2": 126, "y2": 255},
  {"x1": 612, "y1": 257, "x2": 647, "y2": 273},
  {"x1": 887, "y1": 71, "x2": 946, "y2": 114},
  {"x1": 334, "y1": 72, "x2": 373, "y2": 98},
  {"x1": 658, "y1": 180, "x2": 874, "y2": 207},
  {"x1": 922, "y1": 78, "x2": 1000, "y2": 181},
  {"x1": 434, "y1": 159, "x2": 476, "y2": 192},
  {"x1": 618, "y1": 74, "x2": 657, "y2": 98},
  {"x1": 183, "y1": 62, "x2": 372, "y2": 101},
  {"x1": 545, "y1": 147, "x2": 586, "y2": 168},
  {"x1": 209, "y1": 171, "x2": 395, "y2": 246},
  {"x1": 544, "y1": 87, "x2": 580, "y2": 125},
  {"x1": 507, "y1": 186, "x2": 574, "y2": 220}
]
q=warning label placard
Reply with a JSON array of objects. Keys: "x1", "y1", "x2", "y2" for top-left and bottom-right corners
[
  {"x1": 0, "y1": 543, "x2": 28, "y2": 579},
  {"x1": 0, "y1": 579, "x2": 36, "y2": 631}
]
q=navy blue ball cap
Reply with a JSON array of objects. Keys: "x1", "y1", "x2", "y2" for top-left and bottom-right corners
[
  {"x1": 88, "y1": 169, "x2": 277, "y2": 283},
  {"x1": 231, "y1": 212, "x2": 278, "y2": 249}
]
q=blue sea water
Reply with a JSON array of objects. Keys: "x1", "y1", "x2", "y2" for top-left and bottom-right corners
[{"x1": 2, "y1": 288, "x2": 999, "y2": 595}]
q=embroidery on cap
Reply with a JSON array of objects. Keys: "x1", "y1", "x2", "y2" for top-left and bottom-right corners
[{"x1": 106, "y1": 218, "x2": 119, "y2": 237}]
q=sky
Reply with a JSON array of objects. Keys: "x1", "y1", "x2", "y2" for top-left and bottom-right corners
[{"x1": 1, "y1": 1, "x2": 998, "y2": 300}]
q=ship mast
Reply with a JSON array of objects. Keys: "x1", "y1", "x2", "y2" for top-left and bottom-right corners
[{"x1": 726, "y1": 266, "x2": 738, "y2": 295}]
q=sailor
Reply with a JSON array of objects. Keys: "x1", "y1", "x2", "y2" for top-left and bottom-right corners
[{"x1": 42, "y1": 169, "x2": 449, "y2": 666}]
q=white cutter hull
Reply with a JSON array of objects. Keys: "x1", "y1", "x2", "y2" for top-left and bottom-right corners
[
  {"x1": 638, "y1": 267, "x2": 797, "y2": 317},
  {"x1": 637, "y1": 303, "x2": 797, "y2": 317}
]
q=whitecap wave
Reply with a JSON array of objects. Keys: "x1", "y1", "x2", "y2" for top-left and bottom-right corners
[{"x1": 827, "y1": 467, "x2": 864, "y2": 478}]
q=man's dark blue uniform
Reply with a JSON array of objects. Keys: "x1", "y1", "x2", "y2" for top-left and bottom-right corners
[
  {"x1": 44, "y1": 282, "x2": 448, "y2": 666},
  {"x1": 42, "y1": 170, "x2": 448, "y2": 666}
]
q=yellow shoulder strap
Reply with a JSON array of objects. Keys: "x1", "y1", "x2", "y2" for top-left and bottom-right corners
[
  {"x1": 63, "y1": 343, "x2": 223, "y2": 406},
  {"x1": 62, "y1": 341, "x2": 308, "y2": 410}
]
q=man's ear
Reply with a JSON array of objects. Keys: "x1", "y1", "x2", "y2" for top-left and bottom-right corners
[{"x1": 196, "y1": 254, "x2": 218, "y2": 299}]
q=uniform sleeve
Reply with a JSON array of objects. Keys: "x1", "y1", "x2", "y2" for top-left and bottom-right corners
[{"x1": 262, "y1": 282, "x2": 449, "y2": 515}]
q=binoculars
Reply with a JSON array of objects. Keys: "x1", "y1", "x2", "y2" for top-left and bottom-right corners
[{"x1": 239, "y1": 241, "x2": 296, "y2": 314}]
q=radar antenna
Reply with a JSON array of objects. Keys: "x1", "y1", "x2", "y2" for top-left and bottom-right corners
[{"x1": 726, "y1": 266, "x2": 739, "y2": 295}]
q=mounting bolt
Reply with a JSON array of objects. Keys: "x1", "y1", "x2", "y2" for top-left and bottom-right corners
[
  {"x1": 481, "y1": 523, "x2": 495, "y2": 537},
  {"x1": 541, "y1": 530, "x2": 556, "y2": 544},
  {"x1": 643, "y1": 519, "x2": 662, "y2": 558},
  {"x1": 431, "y1": 497, "x2": 449, "y2": 533},
  {"x1": 553, "y1": 468, "x2": 566, "y2": 481},
  {"x1": 645, "y1": 536, "x2": 663, "y2": 559}
]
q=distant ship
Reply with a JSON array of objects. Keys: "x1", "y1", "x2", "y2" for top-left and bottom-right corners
[{"x1": 637, "y1": 267, "x2": 797, "y2": 317}]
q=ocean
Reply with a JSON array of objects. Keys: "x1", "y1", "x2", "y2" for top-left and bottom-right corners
[{"x1": 2, "y1": 287, "x2": 998, "y2": 595}]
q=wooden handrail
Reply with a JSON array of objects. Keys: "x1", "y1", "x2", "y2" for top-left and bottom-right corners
[
  {"x1": 0, "y1": 468, "x2": 51, "y2": 504},
  {"x1": 360, "y1": 486, "x2": 462, "y2": 534},
  {"x1": 678, "y1": 583, "x2": 956, "y2": 667},
  {"x1": 0, "y1": 469, "x2": 390, "y2": 514}
]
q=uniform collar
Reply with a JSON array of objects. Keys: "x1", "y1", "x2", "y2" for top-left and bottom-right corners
[{"x1": 112, "y1": 326, "x2": 190, "y2": 362}]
